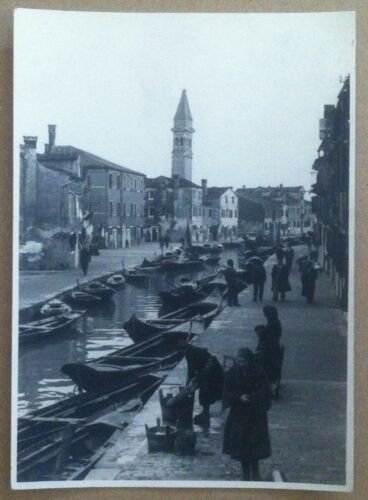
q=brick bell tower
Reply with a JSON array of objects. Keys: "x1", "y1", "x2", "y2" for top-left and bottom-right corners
[{"x1": 171, "y1": 89, "x2": 195, "y2": 181}]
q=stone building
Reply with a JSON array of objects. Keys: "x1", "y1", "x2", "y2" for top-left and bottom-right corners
[
  {"x1": 20, "y1": 128, "x2": 87, "y2": 237},
  {"x1": 202, "y1": 183, "x2": 238, "y2": 240},
  {"x1": 236, "y1": 191, "x2": 265, "y2": 235},
  {"x1": 171, "y1": 90, "x2": 195, "y2": 182},
  {"x1": 236, "y1": 185, "x2": 312, "y2": 237},
  {"x1": 311, "y1": 76, "x2": 350, "y2": 311},
  {"x1": 145, "y1": 175, "x2": 203, "y2": 242}
]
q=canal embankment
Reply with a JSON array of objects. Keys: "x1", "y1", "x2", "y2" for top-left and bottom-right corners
[
  {"x1": 86, "y1": 250, "x2": 348, "y2": 485},
  {"x1": 19, "y1": 243, "x2": 163, "y2": 321}
]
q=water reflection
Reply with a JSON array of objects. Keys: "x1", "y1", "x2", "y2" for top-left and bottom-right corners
[{"x1": 18, "y1": 251, "x2": 239, "y2": 416}]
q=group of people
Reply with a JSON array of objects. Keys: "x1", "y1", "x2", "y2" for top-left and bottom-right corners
[
  {"x1": 181, "y1": 305, "x2": 283, "y2": 481},
  {"x1": 222, "y1": 241, "x2": 319, "y2": 306}
]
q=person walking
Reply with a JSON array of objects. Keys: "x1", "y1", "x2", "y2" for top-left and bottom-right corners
[
  {"x1": 80, "y1": 245, "x2": 90, "y2": 276},
  {"x1": 184, "y1": 345, "x2": 224, "y2": 427},
  {"x1": 301, "y1": 257, "x2": 318, "y2": 304},
  {"x1": 263, "y1": 305, "x2": 282, "y2": 341},
  {"x1": 223, "y1": 259, "x2": 240, "y2": 306},
  {"x1": 284, "y1": 242, "x2": 295, "y2": 273},
  {"x1": 271, "y1": 257, "x2": 291, "y2": 302},
  {"x1": 223, "y1": 347, "x2": 272, "y2": 481},
  {"x1": 251, "y1": 259, "x2": 267, "y2": 302}
]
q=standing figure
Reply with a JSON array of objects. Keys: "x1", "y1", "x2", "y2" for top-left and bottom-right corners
[
  {"x1": 223, "y1": 259, "x2": 240, "y2": 306},
  {"x1": 251, "y1": 259, "x2": 267, "y2": 302},
  {"x1": 184, "y1": 345, "x2": 224, "y2": 427},
  {"x1": 159, "y1": 235, "x2": 165, "y2": 254},
  {"x1": 80, "y1": 245, "x2": 90, "y2": 276},
  {"x1": 254, "y1": 325, "x2": 283, "y2": 399},
  {"x1": 223, "y1": 348, "x2": 272, "y2": 481},
  {"x1": 164, "y1": 233, "x2": 170, "y2": 249},
  {"x1": 271, "y1": 258, "x2": 291, "y2": 302},
  {"x1": 263, "y1": 305, "x2": 282, "y2": 341},
  {"x1": 301, "y1": 258, "x2": 318, "y2": 304},
  {"x1": 284, "y1": 242, "x2": 295, "y2": 273}
]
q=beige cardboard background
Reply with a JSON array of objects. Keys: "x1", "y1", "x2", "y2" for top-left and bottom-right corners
[{"x1": 0, "y1": 1, "x2": 367, "y2": 498}]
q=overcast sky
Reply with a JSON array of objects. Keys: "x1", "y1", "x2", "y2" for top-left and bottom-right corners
[{"x1": 14, "y1": 10, "x2": 355, "y2": 191}]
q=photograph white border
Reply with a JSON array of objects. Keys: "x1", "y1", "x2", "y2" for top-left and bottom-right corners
[{"x1": 10, "y1": 8, "x2": 356, "y2": 492}]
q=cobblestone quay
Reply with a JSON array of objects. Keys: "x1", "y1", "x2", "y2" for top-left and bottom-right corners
[{"x1": 86, "y1": 247, "x2": 348, "y2": 485}]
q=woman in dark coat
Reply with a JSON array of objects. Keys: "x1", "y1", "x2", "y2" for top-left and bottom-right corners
[
  {"x1": 263, "y1": 305, "x2": 282, "y2": 341},
  {"x1": 254, "y1": 325, "x2": 283, "y2": 399},
  {"x1": 271, "y1": 258, "x2": 291, "y2": 302},
  {"x1": 185, "y1": 345, "x2": 224, "y2": 427},
  {"x1": 80, "y1": 246, "x2": 90, "y2": 276},
  {"x1": 223, "y1": 348, "x2": 272, "y2": 481},
  {"x1": 301, "y1": 259, "x2": 318, "y2": 303},
  {"x1": 251, "y1": 259, "x2": 267, "y2": 302}
]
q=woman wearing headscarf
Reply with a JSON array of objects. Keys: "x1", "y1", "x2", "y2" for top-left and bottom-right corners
[
  {"x1": 223, "y1": 348, "x2": 272, "y2": 481},
  {"x1": 263, "y1": 305, "x2": 282, "y2": 341}
]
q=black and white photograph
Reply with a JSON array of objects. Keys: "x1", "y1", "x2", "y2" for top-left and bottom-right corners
[{"x1": 12, "y1": 9, "x2": 355, "y2": 491}]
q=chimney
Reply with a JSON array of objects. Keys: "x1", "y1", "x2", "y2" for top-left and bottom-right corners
[
  {"x1": 48, "y1": 124, "x2": 56, "y2": 149},
  {"x1": 201, "y1": 179, "x2": 207, "y2": 197},
  {"x1": 23, "y1": 136, "x2": 38, "y2": 150},
  {"x1": 242, "y1": 185, "x2": 246, "y2": 189}
]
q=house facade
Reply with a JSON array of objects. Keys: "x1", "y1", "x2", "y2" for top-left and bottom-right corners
[
  {"x1": 203, "y1": 184, "x2": 238, "y2": 240},
  {"x1": 311, "y1": 76, "x2": 350, "y2": 311},
  {"x1": 145, "y1": 175, "x2": 204, "y2": 242}
]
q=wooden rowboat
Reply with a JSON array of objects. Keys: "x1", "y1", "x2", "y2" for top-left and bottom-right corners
[
  {"x1": 19, "y1": 310, "x2": 86, "y2": 344},
  {"x1": 17, "y1": 374, "x2": 162, "y2": 482},
  {"x1": 80, "y1": 281, "x2": 115, "y2": 300}
]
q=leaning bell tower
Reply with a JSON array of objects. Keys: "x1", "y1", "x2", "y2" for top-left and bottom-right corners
[{"x1": 171, "y1": 90, "x2": 195, "y2": 182}]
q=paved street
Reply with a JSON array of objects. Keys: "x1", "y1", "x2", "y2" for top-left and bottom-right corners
[
  {"x1": 87, "y1": 246, "x2": 348, "y2": 485},
  {"x1": 19, "y1": 242, "x2": 163, "y2": 309}
]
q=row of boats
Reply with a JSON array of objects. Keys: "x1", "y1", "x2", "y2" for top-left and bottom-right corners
[
  {"x1": 18, "y1": 243, "x2": 228, "y2": 344},
  {"x1": 17, "y1": 256, "x2": 234, "y2": 481}
]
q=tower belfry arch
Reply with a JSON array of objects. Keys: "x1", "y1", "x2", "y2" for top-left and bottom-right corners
[{"x1": 171, "y1": 89, "x2": 195, "y2": 181}]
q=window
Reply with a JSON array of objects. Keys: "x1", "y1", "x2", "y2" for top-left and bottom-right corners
[
  {"x1": 117, "y1": 175, "x2": 121, "y2": 189},
  {"x1": 130, "y1": 204, "x2": 134, "y2": 216},
  {"x1": 109, "y1": 201, "x2": 113, "y2": 216},
  {"x1": 87, "y1": 175, "x2": 91, "y2": 188},
  {"x1": 221, "y1": 209, "x2": 226, "y2": 217},
  {"x1": 134, "y1": 179, "x2": 137, "y2": 191},
  {"x1": 117, "y1": 202, "x2": 121, "y2": 215},
  {"x1": 229, "y1": 209, "x2": 233, "y2": 218},
  {"x1": 148, "y1": 190, "x2": 154, "y2": 201},
  {"x1": 234, "y1": 209, "x2": 238, "y2": 218},
  {"x1": 122, "y1": 203, "x2": 126, "y2": 216},
  {"x1": 109, "y1": 174, "x2": 113, "y2": 189},
  {"x1": 225, "y1": 196, "x2": 228, "y2": 203},
  {"x1": 209, "y1": 209, "x2": 212, "y2": 217},
  {"x1": 232, "y1": 196, "x2": 235, "y2": 203},
  {"x1": 149, "y1": 207, "x2": 155, "y2": 217}
]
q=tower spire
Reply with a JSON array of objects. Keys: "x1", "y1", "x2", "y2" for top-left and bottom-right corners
[{"x1": 171, "y1": 90, "x2": 195, "y2": 181}]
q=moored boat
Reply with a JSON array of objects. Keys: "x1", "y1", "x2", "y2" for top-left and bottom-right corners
[
  {"x1": 106, "y1": 273, "x2": 126, "y2": 287},
  {"x1": 61, "y1": 350, "x2": 181, "y2": 393},
  {"x1": 40, "y1": 299, "x2": 72, "y2": 317},
  {"x1": 17, "y1": 374, "x2": 162, "y2": 482},
  {"x1": 80, "y1": 281, "x2": 115, "y2": 300},
  {"x1": 65, "y1": 290, "x2": 102, "y2": 307},
  {"x1": 122, "y1": 268, "x2": 149, "y2": 286},
  {"x1": 19, "y1": 310, "x2": 85, "y2": 344}
]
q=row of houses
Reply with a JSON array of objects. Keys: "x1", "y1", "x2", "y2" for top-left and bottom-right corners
[
  {"x1": 311, "y1": 76, "x2": 350, "y2": 311},
  {"x1": 20, "y1": 90, "x2": 313, "y2": 260},
  {"x1": 20, "y1": 126, "x2": 313, "y2": 249}
]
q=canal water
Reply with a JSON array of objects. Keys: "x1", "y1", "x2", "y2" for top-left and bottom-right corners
[{"x1": 18, "y1": 251, "x2": 239, "y2": 417}]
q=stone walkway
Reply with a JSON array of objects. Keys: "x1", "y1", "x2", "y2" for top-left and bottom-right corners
[
  {"x1": 86, "y1": 247, "x2": 348, "y2": 487},
  {"x1": 19, "y1": 243, "x2": 163, "y2": 310}
]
